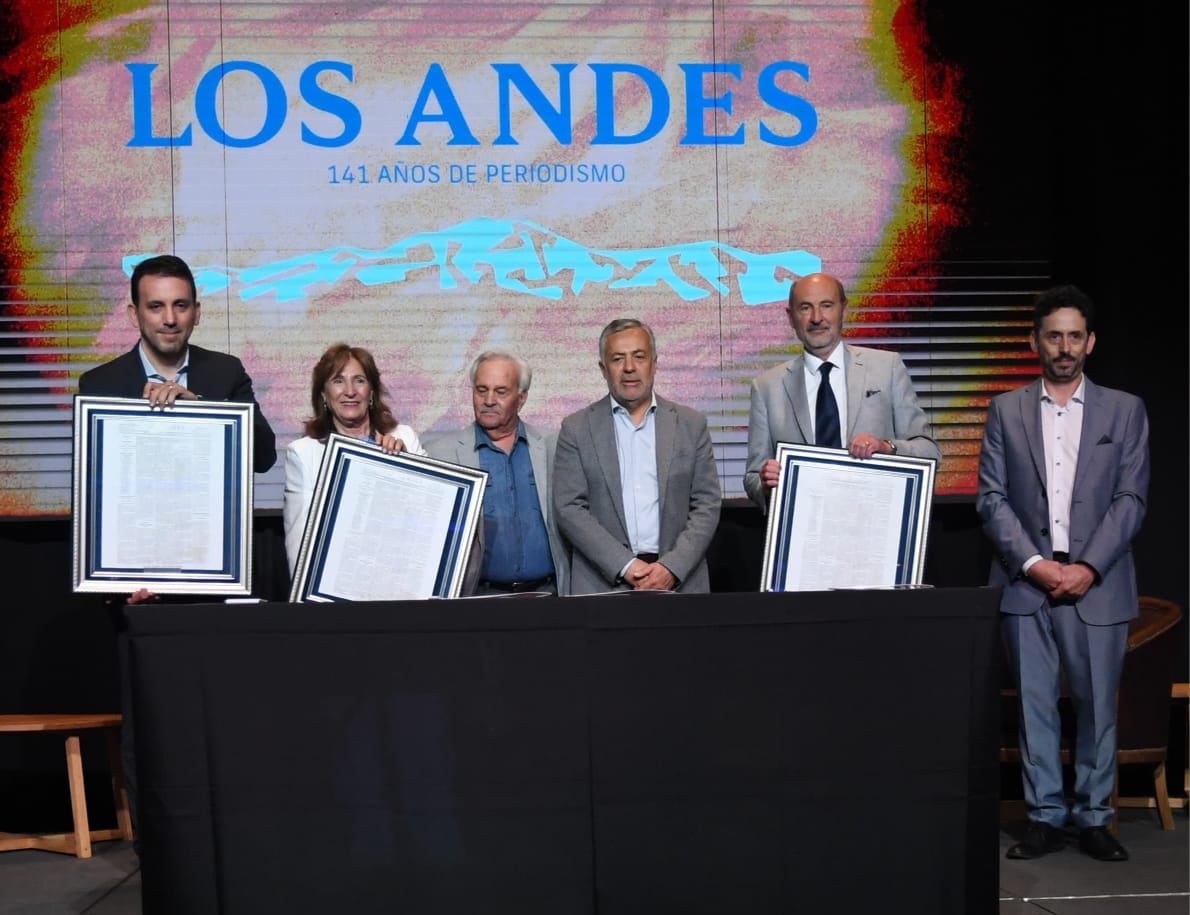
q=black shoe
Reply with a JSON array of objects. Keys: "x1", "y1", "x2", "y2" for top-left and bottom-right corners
[
  {"x1": 1006, "y1": 821, "x2": 1066, "y2": 859},
  {"x1": 1078, "y1": 826, "x2": 1129, "y2": 862}
]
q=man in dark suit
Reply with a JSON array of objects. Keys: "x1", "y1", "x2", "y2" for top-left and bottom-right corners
[
  {"x1": 977, "y1": 284, "x2": 1149, "y2": 863},
  {"x1": 426, "y1": 350, "x2": 569, "y2": 595},
  {"x1": 553, "y1": 318, "x2": 721, "y2": 594},
  {"x1": 78, "y1": 254, "x2": 276, "y2": 473},
  {"x1": 76, "y1": 253, "x2": 277, "y2": 845},
  {"x1": 744, "y1": 272, "x2": 939, "y2": 510}
]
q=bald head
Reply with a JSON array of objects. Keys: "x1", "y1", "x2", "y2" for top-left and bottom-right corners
[{"x1": 786, "y1": 272, "x2": 847, "y2": 359}]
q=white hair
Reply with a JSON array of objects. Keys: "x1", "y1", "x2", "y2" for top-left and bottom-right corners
[{"x1": 468, "y1": 350, "x2": 532, "y2": 393}]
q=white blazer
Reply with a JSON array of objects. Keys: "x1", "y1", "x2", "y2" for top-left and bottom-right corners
[{"x1": 282, "y1": 425, "x2": 425, "y2": 577}]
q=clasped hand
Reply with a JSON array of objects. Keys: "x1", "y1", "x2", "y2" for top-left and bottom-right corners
[
  {"x1": 1028, "y1": 558, "x2": 1095, "y2": 601},
  {"x1": 623, "y1": 558, "x2": 676, "y2": 591}
]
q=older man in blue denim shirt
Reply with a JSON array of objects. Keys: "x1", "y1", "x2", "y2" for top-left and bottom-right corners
[{"x1": 426, "y1": 351, "x2": 569, "y2": 595}]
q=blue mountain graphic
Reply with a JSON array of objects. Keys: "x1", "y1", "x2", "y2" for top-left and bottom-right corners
[{"x1": 125, "y1": 218, "x2": 820, "y2": 306}]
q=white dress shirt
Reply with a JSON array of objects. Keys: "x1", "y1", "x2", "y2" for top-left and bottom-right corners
[
  {"x1": 1039, "y1": 377, "x2": 1084, "y2": 554},
  {"x1": 1021, "y1": 376, "x2": 1085, "y2": 573},
  {"x1": 803, "y1": 346, "x2": 848, "y2": 443}
]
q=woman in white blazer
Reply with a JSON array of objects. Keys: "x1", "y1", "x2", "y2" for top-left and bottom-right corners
[{"x1": 283, "y1": 343, "x2": 425, "y2": 576}]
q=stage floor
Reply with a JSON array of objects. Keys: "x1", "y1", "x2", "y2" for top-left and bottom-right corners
[{"x1": 1, "y1": 810, "x2": 1185, "y2": 914}]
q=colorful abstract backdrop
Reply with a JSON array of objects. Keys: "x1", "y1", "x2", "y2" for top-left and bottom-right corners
[{"x1": 0, "y1": 0, "x2": 1042, "y2": 514}]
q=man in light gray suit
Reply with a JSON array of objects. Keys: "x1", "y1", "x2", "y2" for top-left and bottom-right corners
[
  {"x1": 744, "y1": 272, "x2": 940, "y2": 510},
  {"x1": 978, "y1": 284, "x2": 1149, "y2": 864},
  {"x1": 553, "y1": 318, "x2": 721, "y2": 594},
  {"x1": 426, "y1": 351, "x2": 569, "y2": 595}
]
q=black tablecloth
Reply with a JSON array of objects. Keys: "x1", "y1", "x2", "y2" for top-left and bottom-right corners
[{"x1": 126, "y1": 587, "x2": 1001, "y2": 915}]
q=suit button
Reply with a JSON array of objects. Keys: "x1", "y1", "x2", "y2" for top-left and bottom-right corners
[{"x1": 1040, "y1": 528, "x2": 1049, "y2": 536}]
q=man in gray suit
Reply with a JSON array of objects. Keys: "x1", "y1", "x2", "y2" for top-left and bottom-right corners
[
  {"x1": 978, "y1": 284, "x2": 1149, "y2": 863},
  {"x1": 426, "y1": 351, "x2": 569, "y2": 595},
  {"x1": 553, "y1": 318, "x2": 721, "y2": 594},
  {"x1": 744, "y1": 272, "x2": 940, "y2": 509}
]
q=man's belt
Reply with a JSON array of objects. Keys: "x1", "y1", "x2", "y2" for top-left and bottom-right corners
[
  {"x1": 480, "y1": 575, "x2": 555, "y2": 593},
  {"x1": 635, "y1": 552, "x2": 660, "y2": 563}
]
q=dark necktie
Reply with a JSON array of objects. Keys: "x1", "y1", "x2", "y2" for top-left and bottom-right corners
[{"x1": 815, "y1": 362, "x2": 841, "y2": 448}]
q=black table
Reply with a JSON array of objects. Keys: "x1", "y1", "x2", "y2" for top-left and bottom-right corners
[{"x1": 126, "y1": 587, "x2": 1002, "y2": 915}]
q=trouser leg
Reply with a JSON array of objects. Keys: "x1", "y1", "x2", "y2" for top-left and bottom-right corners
[
  {"x1": 1052, "y1": 611, "x2": 1127, "y2": 829},
  {"x1": 1003, "y1": 609, "x2": 1068, "y2": 826}
]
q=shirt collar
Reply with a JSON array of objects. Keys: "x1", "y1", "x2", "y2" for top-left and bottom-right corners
[
  {"x1": 803, "y1": 343, "x2": 843, "y2": 374},
  {"x1": 137, "y1": 341, "x2": 190, "y2": 382},
  {"x1": 609, "y1": 392, "x2": 658, "y2": 417},
  {"x1": 1040, "y1": 375, "x2": 1087, "y2": 405},
  {"x1": 474, "y1": 419, "x2": 526, "y2": 450}
]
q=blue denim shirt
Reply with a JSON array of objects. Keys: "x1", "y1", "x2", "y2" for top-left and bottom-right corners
[{"x1": 475, "y1": 422, "x2": 554, "y2": 582}]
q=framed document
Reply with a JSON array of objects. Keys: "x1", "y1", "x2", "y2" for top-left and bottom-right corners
[
  {"x1": 289, "y1": 434, "x2": 486, "y2": 603},
  {"x1": 760, "y1": 443, "x2": 936, "y2": 592},
  {"x1": 72, "y1": 395, "x2": 254, "y2": 596}
]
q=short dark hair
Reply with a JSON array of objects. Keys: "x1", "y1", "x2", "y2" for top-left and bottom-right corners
[
  {"x1": 130, "y1": 255, "x2": 197, "y2": 306},
  {"x1": 1032, "y1": 284, "x2": 1095, "y2": 333},
  {"x1": 304, "y1": 343, "x2": 398, "y2": 440}
]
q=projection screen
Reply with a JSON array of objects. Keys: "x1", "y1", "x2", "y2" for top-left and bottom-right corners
[{"x1": 0, "y1": 1, "x2": 1040, "y2": 514}]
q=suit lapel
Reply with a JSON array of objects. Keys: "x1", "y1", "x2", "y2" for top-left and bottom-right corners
[
  {"x1": 654, "y1": 398, "x2": 676, "y2": 515},
  {"x1": 1019, "y1": 380, "x2": 1047, "y2": 489},
  {"x1": 525, "y1": 425, "x2": 550, "y2": 519},
  {"x1": 118, "y1": 344, "x2": 148, "y2": 396},
  {"x1": 184, "y1": 345, "x2": 206, "y2": 395},
  {"x1": 842, "y1": 344, "x2": 866, "y2": 441},
  {"x1": 456, "y1": 427, "x2": 479, "y2": 468},
  {"x1": 780, "y1": 357, "x2": 813, "y2": 443},
  {"x1": 589, "y1": 398, "x2": 629, "y2": 537},
  {"x1": 1072, "y1": 377, "x2": 1103, "y2": 494}
]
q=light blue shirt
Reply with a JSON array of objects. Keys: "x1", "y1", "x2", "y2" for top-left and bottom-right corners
[
  {"x1": 137, "y1": 343, "x2": 190, "y2": 388},
  {"x1": 611, "y1": 394, "x2": 660, "y2": 555}
]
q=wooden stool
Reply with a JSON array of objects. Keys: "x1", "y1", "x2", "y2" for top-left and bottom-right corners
[
  {"x1": 1174, "y1": 682, "x2": 1190, "y2": 812},
  {"x1": 0, "y1": 714, "x2": 134, "y2": 858}
]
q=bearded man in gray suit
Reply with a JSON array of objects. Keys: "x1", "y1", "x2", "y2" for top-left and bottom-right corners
[
  {"x1": 744, "y1": 272, "x2": 940, "y2": 510},
  {"x1": 978, "y1": 285, "x2": 1149, "y2": 864},
  {"x1": 553, "y1": 318, "x2": 721, "y2": 594},
  {"x1": 426, "y1": 351, "x2": 569, "y2": 595}
]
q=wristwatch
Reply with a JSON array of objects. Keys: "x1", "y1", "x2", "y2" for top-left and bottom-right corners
[{"x1": 884, "y1": 440, "x2": 897, "y2": 455}]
